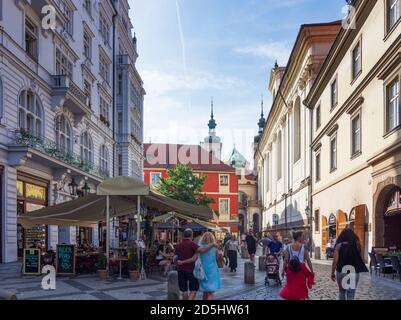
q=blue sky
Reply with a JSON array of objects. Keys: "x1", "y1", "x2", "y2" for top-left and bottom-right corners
[{"x1": 129, "y1": 0, "x2": 346, "y2": 165}]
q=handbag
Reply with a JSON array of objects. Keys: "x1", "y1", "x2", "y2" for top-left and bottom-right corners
[
  {"x1": 217, "y1": 250, "x2": 225, "y2": 268},
  {"x1": 193, "y1": 257, "x2": 207, "y2": 281}
]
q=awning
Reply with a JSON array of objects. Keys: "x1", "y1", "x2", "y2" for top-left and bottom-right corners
[{"x1": 97, "y1": 176, "x2": 149, "y2": 196}]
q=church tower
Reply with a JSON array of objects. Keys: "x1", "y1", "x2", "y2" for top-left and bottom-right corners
[{"x1": 201, "y1": 98, "x2": 222, "y2": 160}]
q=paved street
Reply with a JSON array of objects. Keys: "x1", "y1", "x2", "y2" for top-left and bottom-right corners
[{"x1": 1, "y1": 255, "x2": 401, "y2": 300}]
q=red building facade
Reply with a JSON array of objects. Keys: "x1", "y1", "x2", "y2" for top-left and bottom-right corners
[{"x1": 143, "y1": 143, "x2": 239, "y2": 234}]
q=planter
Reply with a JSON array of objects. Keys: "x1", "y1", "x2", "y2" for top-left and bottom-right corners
[
  {"x1": 129, "y1": 270, "x2": 140, "y2": 281},
  {"x1": 97, "y1": 269, "x2": 108, "y2": 280}
]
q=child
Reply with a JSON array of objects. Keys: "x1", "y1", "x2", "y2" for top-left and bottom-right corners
[{"x1": 280, "y1": 255, "x2": 314, "y2": 300}]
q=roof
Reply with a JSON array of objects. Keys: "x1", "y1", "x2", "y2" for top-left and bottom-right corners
[
  {"x1": 144, "y1": 143, "x2": 235, "y2": 172},
  {"x1": 228, "y1": 148, "x2": 249, "y2": 169}
]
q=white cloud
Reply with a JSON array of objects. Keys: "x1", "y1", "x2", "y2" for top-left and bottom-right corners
[{"x1": 235, "y1": 41, "x2": 291, "y2": 65}]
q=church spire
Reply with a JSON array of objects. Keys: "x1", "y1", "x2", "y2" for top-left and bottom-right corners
[
  {"x1": 208, "y1": 97, "x2": 216, "y2": 130},
  {"x1": 255, "y1": 97, "x2": 266, "y2": 143}
]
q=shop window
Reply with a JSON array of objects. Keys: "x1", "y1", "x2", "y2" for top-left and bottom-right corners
[{"x1": 25, "y1": 183, "x2": 46, "y2": 201}]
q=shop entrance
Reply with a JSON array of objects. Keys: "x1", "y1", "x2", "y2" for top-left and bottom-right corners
[
  {"x1": 16, "y1": 174, "x2": 48, "y2": 258},
  {"x1": 384, "y1": 188, "x2": 401, "y2": 247},
  {"x1": 328, "y1": 214, "x2": 337, "y2": 241}
]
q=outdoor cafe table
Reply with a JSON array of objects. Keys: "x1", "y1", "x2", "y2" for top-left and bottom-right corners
[{"x1": 111, "y1": 256, "x2": 128, "y2": 280}]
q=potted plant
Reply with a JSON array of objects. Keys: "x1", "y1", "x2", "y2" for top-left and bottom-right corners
[
  {"x1": 96, "y1": 252, "x2": 108, "y2": 280},
  {"x1": 128, "y1": 248, "x2": 140, "y2": 281}
]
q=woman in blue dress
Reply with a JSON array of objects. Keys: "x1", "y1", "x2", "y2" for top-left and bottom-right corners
[{"x1": 199, "y1": 232, "x2": 221, "y2": 300}]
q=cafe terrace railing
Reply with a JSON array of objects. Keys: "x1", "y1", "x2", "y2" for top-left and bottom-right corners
[{"x1": 13, "y1": 130, "x2": 109, "y2": 180}]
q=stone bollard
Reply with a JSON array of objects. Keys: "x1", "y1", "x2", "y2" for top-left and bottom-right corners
[
  {"x1": 167, "y1": 271, "x2": 180, "y2": 300},
  {"x1": 0, "y1": 290, "x2": 17, "y2": 300},
  {"x1": 244, "y1": 262, "x2": 255, "y2": 284},
  {"x1": 258, "y1": 256, "x2": 265, "y2": 272}
]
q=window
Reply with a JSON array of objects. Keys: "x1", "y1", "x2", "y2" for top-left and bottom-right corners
[
  {"x1": 315, "y1": 151, "x2": 321, "y2": 182},
  {"x1": 100, "y1": 96, "x2": 110, "y2": 125},
  {"x1": 316, "y1": 104, "x2": 321, "y2": 130},
  {"x1": 84, "y1": 80, "x2": 91, "y2": 107},
  {"x1": 314, "y1": 210, "x2": 320, "y2": 232},
  {"x1": 80, "y1": 132, "x2": 93, "y2": 164},
  {"x1": 0, "y1": 76, "x2": 3, "y2": 120},
  {"x1": 352, "y1": 41, "x2": 362, "y2": 80},
  {"x1": 118, "y1": 154, "x2": 123, "y2": 176},
  {"x1": 330, "y1": 135, "x2": 337, "y2": 172},
  {"x1": 331, "y1": 78, "x2": 338, "y2": 109},
  {"x1": 65, "y1": 7, "x2": 74, "y2": 36},
  {"x1": 150, "y1": 173, "x2": 162, "y2": 186},
  {"x1": 117, "y1": 74, "x2": 123, "y2": 95},
  {"x1": 238, "y1": 191, "x2": 248, "y2": 206},
  {"x1": 388, "y1": 0, "x2": 400, "y2": 31},
  {"x1": 99, "y1": 11, "x2": 110, "y2": 45},
  {"x1": 219, "y1": 175, "x2": 229, "y2": 186},
  {"x1": 55, "y1": 114, "x2": 72, "y2": 153},
  {"x1": 277, "y1": 131, "x2": 282, "y2": 180},
  {"x1": 273, "y1": 214, "x2": 279, "y2": 226},
  {"x1": 294, "y1": 99, "x2": 301, "y2": 162},
  {"x1": 99, "y1": 53, "x2": 110, "y2": 83},
  {"x1": 219, "y1": 199, "x2": 229, "y2": 216},
  {"x1": 387, "y1": 78, "x2": 400, "y2": 132},
  {"x1": 351, "y1": 113, "x2": 361, "y2": 156},
  {"x1": 117, "y1": 111, "x2": 123, "y2": 134},
  {"x1": 84, "y1": 0, "x2": 91, "y2": 15},
  {"x1": 18, "y1": 91, "x2": 43, "y2": 137},
  {"x1": 266, "y1": 154, "x2": 270, "y2": 192},
  {"x1": 83, "y1": 30, "x2": 91, "y2": 61},
  {"x1": 25, "y1": 18, "x2": 38, "y2": 60},
  {"x1": 99, "y1": 145, "x2": 109, "y2": 175},
  {"x1": 56, "y1": 48, "x2": 73, "y2": 78}
]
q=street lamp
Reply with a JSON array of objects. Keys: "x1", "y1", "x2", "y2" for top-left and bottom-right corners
[{"x1": 68, "y1": 178, "x2": 78, "y2": 196}]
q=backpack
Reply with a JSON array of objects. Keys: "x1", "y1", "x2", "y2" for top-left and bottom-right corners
[
  {"x1": 289, "y1": 255, "x2": 301, "y2": 272},
  {"x1": 193, "y1": 258, "x2": 207, "y2": 281}
]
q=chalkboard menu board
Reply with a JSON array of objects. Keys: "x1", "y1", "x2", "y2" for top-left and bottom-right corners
[
  {"x1": 56, "y1": 244, "x2": 75, "y2": 275},
  {"x1": 23, "y1": 248, "x2": 41, "y2": 275}
]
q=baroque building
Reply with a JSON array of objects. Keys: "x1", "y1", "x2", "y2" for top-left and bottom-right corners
[{"x1": 0, "y1": 0, "x2": 144, "y2": 263}]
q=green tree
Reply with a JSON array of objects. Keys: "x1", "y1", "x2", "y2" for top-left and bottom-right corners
[{"x1": 156, "y1": 164, "x2": 214, "y2": 207}]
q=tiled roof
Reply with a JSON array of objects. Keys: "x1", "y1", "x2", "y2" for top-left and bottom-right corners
[{"x1": 144, "y1": 143, "x2": 235, "y2": 172}]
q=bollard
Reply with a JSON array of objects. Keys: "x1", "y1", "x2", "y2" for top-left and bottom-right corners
[
  {"x1": 258, "y1": 256, "x2": 265, "y2": 272},
  {"x1": 167, "y1": 271, "x2": 180, "y2": 300},
  {"x1": 244, "y1": 262, "x2": 255, "y2": 284},
  {"x1": 0, "y1": 290, "x2": 17, "y2": 300}
]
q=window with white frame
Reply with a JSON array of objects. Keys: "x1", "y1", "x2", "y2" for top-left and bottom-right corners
[
  {"x1": 315, "y1": 151, "x2": 321, "y2": 182},
  {"x1": 56, "y1": 48, "x2": 73, "y2": 78},
  {"x1": 18, "y1": 91, "x2": 43, "y2": 137},
  {"x1": 83, "y1": 30, "x2": 91, "y2": 61},
  {"x1": 118, "y1": 153, "x2": 123, "y2": 176},
  {"x1": 55, "y1": 114, "x2": 72, "y2": 153},
  {"x1": 277, "y1": 131, "x2": 282, "y2": 180},
  {"x1": 352, "y1": 41, "x2": 362, "y2": 80},
  {"x1": 388, "y1": 0, "x2": 400, "y2": 31},
  {"x1": 331, "y1": 78, "x2": 338, "y2": 109},
  {"x1": 99, "y1": 52, "x2": 110, "y2": 83},
  {"x1": 219, "y1": 175, "x2": 229, "y2": 186},
  {"x1": 330, "y1": 134, "x2": 337, "y2": 172},
  {"x1": 99, "y1": 96, "x2": 110, "y2": 125},
  {"x1": 316, "y1": 104, "x2": 321, "y2": 130},
  {"x1": 351, "y1": 112, "x2": 361, "y2": 156},
  {"x1": 273, "y1": 214, "x2": 279, "y2": 226},
  {"x1": 294, "y1": 99, "x2": 301, "y2": 162},
  {"x1": 266, "y1": 154, "x2": 270, "y2": 192},
  {"x1": 84, "y1": 80, "x2": 91, "y2": 107},
  {"x1": 58, "y1": 1, "x2": 74, "y2": 36},
  {"x1": 150, "y1": 172, "x2": 162, "y2": 185},
  {"x1": 99, "y1": 11, "x2": 110, "y2": 45},
  {"x1": 25, "y1": 17, "x2": 38, "y2": 60},
  {"x1": 80, "y1": 131, "x2": 93, "y2": 164},
  {"x1": 219, "y1": 199, "x2": 229, "y2": 216},
  {"x1": 99, "y1": 145, "x2": 109, "y2": 175},
  {"x1": 387, "y1": 78, "x2": 400, "y2": 132},
  {"x1": 117, "y1": 111, "x2": 123, "y2": 134}
]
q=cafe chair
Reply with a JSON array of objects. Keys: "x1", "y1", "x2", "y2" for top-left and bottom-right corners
[
  {"x1": 376, "y1": 254, "x2": 393, "y2": 277},
  {"x1": 145, "y1": 252, "x2": 162, "y2": 276},
  {"x1": 390, "y1": 256, "x2": 401, "y2": 282},
  {"x1": 368, "y1": 252, "x2": 380, "y2": 275}
]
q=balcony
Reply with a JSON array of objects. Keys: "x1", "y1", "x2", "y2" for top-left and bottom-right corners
[
  {"x1": 51, "y1": 75, "x2": 91, "y2": 116},
  {"x1": 117, "y1": 54, "x2": 130, "y2": 65},
  {"x1": 9, "y1": 130, "x2": 109, "y2": 181}
]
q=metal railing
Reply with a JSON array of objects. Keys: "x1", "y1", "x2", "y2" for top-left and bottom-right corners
[
  {"x1": 51, "y1": 75, "x2": 90, "y2": 108},
  {"x1": 13, "y1": 130, "x2": 109, "y2": 180}
]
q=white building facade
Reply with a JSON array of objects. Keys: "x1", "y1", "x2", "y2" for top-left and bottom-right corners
[{"x1": 0, "y1": 0, "x2": 144, "y2": 263}]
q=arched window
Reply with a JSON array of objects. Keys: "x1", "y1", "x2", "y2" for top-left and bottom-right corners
[
  {"x1": 277, "y1": 131, "x2": 282, "y2": 180},
  {"x1": 238, "y1": 191, "x2": 248, "y2": 206},
  {"x1": 99, "y1": 145, "x2": 109, "y2": 174},
  {"x1": 273, "y1": 214, "x2": 279, "y2": 226},
  {"x1": 80, "y1": 132, "x2": 93, "y2": 164},
  {"x1": 386, "y1": 188, "x2": 401, "y2": 217},
  {"x1": 18, "y1": 90, "x2": 43, "y2": 137},
  {"x1": 55, "y1": 114, "x2": 72, "y2": 153},
  {"x1": 294, "y1": 97, "x2": 301, "y2": 162}
]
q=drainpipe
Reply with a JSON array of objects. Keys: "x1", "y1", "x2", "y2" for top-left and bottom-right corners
[{"x1": 111, "y1": 0, "x2": 118, "y2": 177}]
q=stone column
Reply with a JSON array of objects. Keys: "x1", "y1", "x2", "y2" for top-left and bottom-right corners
[
  {"x1": 167, "y1": 271, "x2": 180, "y2": 300},
  {"x1": 244, "y1": 261, "x2": 255, "y2": 284},
  {"x1": 258, "y1": 255, "x2": 265, "y2": 271}
]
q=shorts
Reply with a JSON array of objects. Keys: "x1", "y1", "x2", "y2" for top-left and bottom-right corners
[
  {"x1": 178, "y1": 271, "x2": 199, "y2": 292},
  {"x1": 248, "y1": 247, "x2": 256, "y2": 255}
]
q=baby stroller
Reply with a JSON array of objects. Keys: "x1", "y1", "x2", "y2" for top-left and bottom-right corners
[{"x1": 264, "y1": 255, "x2": 282, "y2": 287}]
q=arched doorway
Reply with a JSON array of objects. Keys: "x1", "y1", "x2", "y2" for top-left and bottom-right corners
[
  {"x1": 253, "y1": 214, "x2": 260, "y2": 234},
  {"x1": 238, "y1": 214, "x2": 245, "y2": 235},
  {"x1": 321, "y1": 216, "x2": 328, "y2": 254},
  {"x1": 328, "y1": 214, "x2": 336, "y2": 240},
  {"x1": 349, "y1": 205, "x2": 366, "y2": 257},
  {"x1": 384, "y1": 188, "x2": 401, "y2": 247},
  {"x1": 336, "y1": 210, "x2": 348, "y2": 237}
]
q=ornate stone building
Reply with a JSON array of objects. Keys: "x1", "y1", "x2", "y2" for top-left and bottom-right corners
[{"x1": 0, "y1": 0, "x2": 144, "y2": 263}]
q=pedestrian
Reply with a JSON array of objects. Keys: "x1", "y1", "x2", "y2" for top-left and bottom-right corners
[
  {"x1": 175, "y1": 229, "x2": 216, "y2": 300},
  {"x1": 267, "y1": 234, "x2": 283, "y2": 259},
  {"x1": 331, "y1": 228, "x2": 368, "y2": 300},
  {"x1": 245, "y1": 229, "x2": 258, "y2": 264},
  {"x1": 198, "y1": 232, "x2": 221, "y2": 300},
  {"x1": 224, "y1": 235, "x2": 240, "y2": 272},
  {"x1": 282, "y1": 231, "x2": 314, "y2": 279},
  {"x1": 280, "y1": 251, "x2": 315, "y2": 300},
  {"x1": 326, "y1": 240, "x2": 332, "y2": 259},
  {"x1": 259, "y1": 232, "x2": 272, "y2": 256}
]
